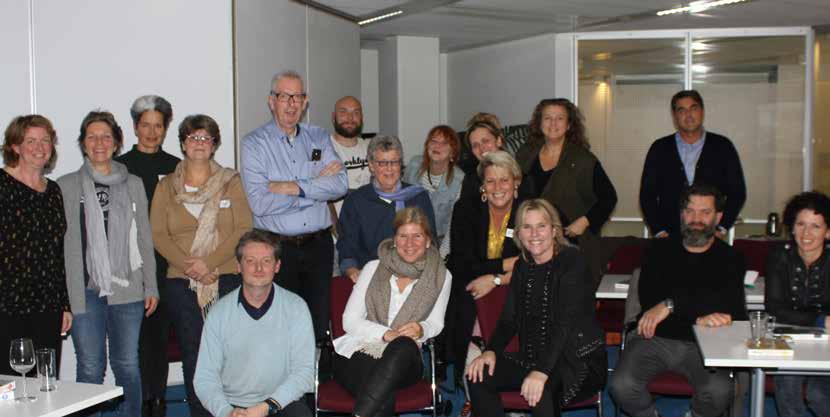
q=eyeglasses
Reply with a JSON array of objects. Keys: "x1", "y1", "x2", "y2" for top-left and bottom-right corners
[
  {"x1": 372, "y1": 159, "x2": 402, "y2": 168},
  {"x1": 270, "y1": 91, "x2": 307, "y2": 104},
  {"x1": 186, "y1": 134, "x2": 214, "y2": 143}
]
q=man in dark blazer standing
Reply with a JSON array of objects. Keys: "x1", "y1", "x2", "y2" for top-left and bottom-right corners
[{"x1": 639, "y1": 90, "x2": 746, "y2": 238}]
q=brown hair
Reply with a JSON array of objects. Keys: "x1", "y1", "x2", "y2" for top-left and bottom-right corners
[
  {"x1": 528, "y1": 98, "x2": 590, "y2": 150},
  {"x1": 77, "y1": 110, "x2": 124, "y2": 156},
  {"x1": 3, "y1": 114, "x2": 58, "y2": 170},
  {"x1": 393, "y1": 207, "x2": 434, "y2": 243},
  {"x1": 417, "y1": 125, "x2": 461, "y2": 185}
]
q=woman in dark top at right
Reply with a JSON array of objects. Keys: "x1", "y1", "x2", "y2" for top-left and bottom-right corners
[
  {"x1": 466, "y1": 198, "x2": 606, "y2": 417},
  {"x1": 765, "y1": 191, "x2": 830, "y2": 417},
  {"x1": 515, "y1": 98, "x2": 616, "y2": 287}
]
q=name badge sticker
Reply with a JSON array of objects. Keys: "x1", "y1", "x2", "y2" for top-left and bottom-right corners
[
  {"x1": 158, "y1": 174, "x2": 166, "y2": 181},
  {"x1": 505, "y1": 228, "x2": 514, "y2": 238},
  {"x1": 219, "y1": 199, "x2": 231, "y2": 208}
]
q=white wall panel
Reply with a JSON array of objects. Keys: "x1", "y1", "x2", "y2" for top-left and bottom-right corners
[
  {"x1": 307, "y1": 10, "x2": 360, "y2": 127},
  {"x1": 0, "y1": 0, "x2": 33, "y2": 130},
  {"x1": 34, "y1": 0, "x2": 234, "y2": 176},
  {"x1": 446, "y1": 33, "x2": 557, "y2": 129}
]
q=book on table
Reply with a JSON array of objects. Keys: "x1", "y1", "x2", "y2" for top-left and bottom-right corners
[
  {"x1": 746, "y1": 338, "x2": 794, "y2": 357},
  {"x1": 614, "y1": 279, "x2": 630, "y2": 290}
]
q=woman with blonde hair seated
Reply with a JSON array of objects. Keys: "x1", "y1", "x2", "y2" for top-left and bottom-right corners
[
  {"x1": 466, "y1": 198, "x2": 607, "y2": 417},
  {"x1": 333, "y1": 207, "x2": 452, "y2": 417}
]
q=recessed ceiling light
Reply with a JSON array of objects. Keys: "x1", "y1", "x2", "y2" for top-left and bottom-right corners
[
  {"x1": 358, "y1": 10, "x2": 403, "y2": 26},
  {"x1": 656, "y1": 0, "x2": 749, "y2": 16}
]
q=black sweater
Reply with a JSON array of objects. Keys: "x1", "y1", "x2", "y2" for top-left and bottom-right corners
[
  {"x1": 639, "y1": 132, "x2": 746, "y2": 236},
  {"x1": 638, "y1": 238, "x2": 748, "y2": 341},
  {"x1": 765, "y1": 243, "x2": 830, "y2": 327}
]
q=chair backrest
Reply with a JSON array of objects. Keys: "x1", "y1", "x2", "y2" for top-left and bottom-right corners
[
  {"x1": 733, "y1": 238, "x2": 775, "y2": 276},
  {"x1": 606, "y1": 239, "x2": 646, "y2": 274},
  {"x1": 475, "y1": 286, "x2": 520, "y2": 353},
  {"x1": 329, "y1": 276, "x2": 355, "y2": 339}
]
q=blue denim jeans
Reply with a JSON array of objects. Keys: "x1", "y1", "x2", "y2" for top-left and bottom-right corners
[
  {"x1": 774, "y1": 375, "x2": 830, "y2": 417},
  {"x1": 165, "y1": 274, "x2": 241, "y2": 417},
  {"x1": 71, "y1": 289, "x2": 144, "y2": 417}
]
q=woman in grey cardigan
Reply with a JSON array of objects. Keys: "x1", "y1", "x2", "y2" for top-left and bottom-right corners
[{"x1": 58, "y1": 110, "x2": 158, "y2": 417}]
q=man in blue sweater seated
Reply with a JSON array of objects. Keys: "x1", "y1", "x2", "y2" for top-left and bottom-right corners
[{"x1": 194, "y1": 230, "x2": 314, "y2": 417}]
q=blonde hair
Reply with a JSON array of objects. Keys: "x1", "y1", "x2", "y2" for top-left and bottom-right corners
[
  {"x1": 477, "y1": 150, "x2": 522, "y2": 181},
  {"x1": 512, "y1": 199, "x2": 571, "y2": 260}
]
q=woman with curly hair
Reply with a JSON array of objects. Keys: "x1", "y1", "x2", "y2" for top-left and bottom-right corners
[{"x1": 515, "y1": 98, "x2": 617, "y2": 287}]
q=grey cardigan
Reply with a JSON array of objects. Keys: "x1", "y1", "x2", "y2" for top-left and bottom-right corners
[{"x1": 58, "y1": 164, "x2": 158, "y2": 314}]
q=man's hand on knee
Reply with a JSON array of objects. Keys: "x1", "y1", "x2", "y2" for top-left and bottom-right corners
[{"x1": 637, "y1": 303, "x2": 670, "y2": 339}]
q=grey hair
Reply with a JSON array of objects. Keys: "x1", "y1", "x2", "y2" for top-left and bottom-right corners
[
  {"x1": 130, "y1": 95, "x2": 173, "y2": 129},
  {"x1": 477, "y1": 150, "x2": 522, "y2": 181},
  {"x1": 367, "y1": 135, "x2": 404, "y2": 162},
  {"x1": 271, "y1": 70, "x2": 304, "y2": 91}
]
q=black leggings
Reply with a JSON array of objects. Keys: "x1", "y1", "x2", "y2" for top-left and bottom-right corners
[
  {"x1": 334, "y1": 337, "x2": 424, "y2": 417},
  {"x1": 467, "y1": 356, "x2": 564, "y2": 417}
]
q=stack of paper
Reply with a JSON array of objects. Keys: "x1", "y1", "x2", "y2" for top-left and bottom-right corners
[{"x1": 746, "y1": 338, "x2": 794, "y2": 358}]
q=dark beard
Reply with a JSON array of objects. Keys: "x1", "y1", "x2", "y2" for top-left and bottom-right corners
[
  {"x1": 681, "y1": 220, "x2": 717, "y2": 247},
  {"x1": 334, "y1": 120, "x2": 363, "y2": 138}
]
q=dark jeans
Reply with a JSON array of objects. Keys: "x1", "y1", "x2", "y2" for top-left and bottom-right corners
[
  {"x1": 165, "y1": 274, "x2": 241, "y2": 417},
  {"x1": 467, "y1": 355, "x2": 563, "y2": 417},
  {"x1": 774, "y1": 375, "x2": 830, "y2": 417},
  {"x1": 334, "y1": 337, "x2": 424, "y2": 417},
  {"x1": 272, "y1": 231, "x2": 333, "y2": 341},
  {"x1": 610, "y1": 335, "x2": 733, "y2": 417},
  {"x1": 0, "y1": 311, "x2": 63, "y2": 377},
  {"x1": 139, "y1": 270, "x2": 170, "y2": 400}
]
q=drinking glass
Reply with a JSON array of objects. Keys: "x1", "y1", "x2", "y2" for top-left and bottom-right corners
[
  {"x1": 36, "y1": 348, "x2": 56, "y2": 392},
  {"x1": 9, "y1": 338, "x2": 37, "y2": 402},
  {"x1": 749, "y1": 311, "x2": 769, "y2": 346}
]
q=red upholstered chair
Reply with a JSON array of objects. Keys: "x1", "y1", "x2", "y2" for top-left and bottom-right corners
[
  {"x1": 732, "y1": 238, "x2": 776, "y2": 277},
  {"x1": 598, "y1": 239, "x2": 647, "y2": 338},
  {"x1": 314, "y1": 275, "x2": 440, "y2": 417},
  {"x1": 475, "y1": 286, "x2": 603, "y2": 416}
]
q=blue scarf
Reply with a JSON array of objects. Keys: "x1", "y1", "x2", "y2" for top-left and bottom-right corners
[{"x1": 372, "y1": 181, "x2": 425, "y2": 211}]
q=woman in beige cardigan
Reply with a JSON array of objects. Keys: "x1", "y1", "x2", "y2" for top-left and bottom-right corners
[{"x1": 150, "y1": 114, "x2": 253, "y2": 417}]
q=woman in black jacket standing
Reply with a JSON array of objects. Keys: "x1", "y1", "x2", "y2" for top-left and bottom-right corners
[{"x1": 466, "y1": 198, "x2": 606, "y2": 417}]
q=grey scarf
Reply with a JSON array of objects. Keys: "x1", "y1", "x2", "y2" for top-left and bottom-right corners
[
  {"x1": 81, "y1": 158, "x2": 140, "y2": 296},
  {"x1": 361, "y1": 238, "x2": 446, "y2": 357}
]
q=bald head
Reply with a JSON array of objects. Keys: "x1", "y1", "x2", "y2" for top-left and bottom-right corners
[{"x1": 332, "y1": 96, "x2": 363, "y2": 139}]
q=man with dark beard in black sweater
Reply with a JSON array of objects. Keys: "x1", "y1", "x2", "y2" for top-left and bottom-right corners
[{"x1": 611, "y1": 184, "x2": 747, "y2": 417}]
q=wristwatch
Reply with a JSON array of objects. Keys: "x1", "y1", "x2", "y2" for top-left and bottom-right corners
[
  {"x1": 663, "y1": 298, "x2": 674, "y2": 314},
  {"x1": 493, "y1": 274, "x2": 503, "y2": 286},
  {"x1": 265, "y1": 398, "x2": 282, "y2": 416}
]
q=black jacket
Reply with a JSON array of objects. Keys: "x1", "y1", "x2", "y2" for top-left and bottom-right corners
[
  {"x1": 639, "y1": 131, "x2": 746, "y2": 236},
  {"x1": 445, "y1": 197, "x2": 522, "y2": 363},
  {"x1": 488, "y1": 247, "x2": 607, "y2": 405},
  {"x1": 765, "y1": 242, "x2": 830, "y2": 327}
]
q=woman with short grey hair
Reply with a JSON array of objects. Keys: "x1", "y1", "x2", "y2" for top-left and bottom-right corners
[{"x1": 337, "y1": 135, "x2": 437, "y2": 283}]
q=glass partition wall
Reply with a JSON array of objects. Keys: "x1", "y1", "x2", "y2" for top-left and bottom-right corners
[{"x1": 575, "y1": 29, "x2": 812, "y2": 238}]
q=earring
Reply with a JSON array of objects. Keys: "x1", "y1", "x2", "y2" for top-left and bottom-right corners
[
  {"x1": 481, "y1": 192, "x2": 487, "y2": 203},
  {"x1": 514, "y1": 187, "x2": 519, "y2": 199}
]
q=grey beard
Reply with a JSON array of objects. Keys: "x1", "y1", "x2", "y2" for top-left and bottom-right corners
[{"x1": 681, "y1": 222, "x2": 716, "y2": 247}]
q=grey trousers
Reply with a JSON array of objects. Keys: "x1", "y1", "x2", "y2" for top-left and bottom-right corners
[{"x1": 610, "y1": 335, "x2": 733, "y2": 417}]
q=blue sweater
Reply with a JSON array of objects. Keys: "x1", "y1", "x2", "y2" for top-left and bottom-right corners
[{"x1": 194, "y1": 284, "x2": 314, "y2": 417}]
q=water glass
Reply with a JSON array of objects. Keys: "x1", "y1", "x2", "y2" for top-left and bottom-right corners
[
  {"x1": 749, "y1": 311, "x2": 769, "y2": 345},
  {"x1": 36, "y1": 348, "x2": 56, "y2": 392},
  {"x1": 766, "y1": 315, "x2": 777, "y2": 338}
]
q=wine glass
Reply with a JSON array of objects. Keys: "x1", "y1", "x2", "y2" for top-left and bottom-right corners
[{"x1": 9, "y1": 338, "x2": 37, "y2": 402}]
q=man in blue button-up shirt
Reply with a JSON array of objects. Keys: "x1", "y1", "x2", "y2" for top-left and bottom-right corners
[{"x1": 240, "y1": 70, "x2": 347, "y2": 341}]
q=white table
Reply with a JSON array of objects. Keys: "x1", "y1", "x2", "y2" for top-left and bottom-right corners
[
  {"x1": 0, "y1": 375, "x2": 123, "y2": 417},
  {"x1": 596, "y1": 274, "x2": 766, "y2": 308},
  {"x1": 694, "y1": 321, "x2": 830, "y2": 417}
]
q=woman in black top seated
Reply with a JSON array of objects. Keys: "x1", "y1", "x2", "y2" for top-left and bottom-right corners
[
  {"x1": 765, "y1": 191, "x2": 830, "y2": 417},
  {"x1": 466, "y1": 198, "x2": 607, "y2": 417},
  {"x1": 446, "y1": 150, "x2": 522, "y2": 371}
]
